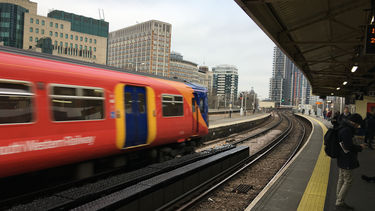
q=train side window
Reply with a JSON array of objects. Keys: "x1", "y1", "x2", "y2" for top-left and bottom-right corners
[
  {"x1": 162, "y1": 94, "x2": 183, "y2": 117},
  {"x1": 138, "y1": 93, "x2": 145, "y2": 113},
  {"x1": 50, "y1": 85, "x2": 105, "y2": 122},
  {"x1": 125, "y1": 92, "x2": 132, "y2": 114},
  {"x1": 0, "y1": 80, "x2": 34, "y2": 124}
]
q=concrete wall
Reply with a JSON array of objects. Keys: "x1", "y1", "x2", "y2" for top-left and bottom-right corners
[{"x1": 355, "y1": 96, "x2": 375, "y2": 118}]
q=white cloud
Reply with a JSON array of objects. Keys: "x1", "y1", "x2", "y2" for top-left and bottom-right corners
[{"x1": 34, "y1": 0, "x2": 275, "y2": 98}]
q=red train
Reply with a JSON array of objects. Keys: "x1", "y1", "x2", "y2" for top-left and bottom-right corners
[{"x1": 0, "y1": 47, "x2": 209, "y2": 178}]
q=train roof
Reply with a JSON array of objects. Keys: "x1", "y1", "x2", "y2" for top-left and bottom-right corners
[
  {"x1": 184, "y1": 81, "x2": 207, "y2": 93},
  {"x1": 0, "y1": 46, "x2": 184, "y2": 83}
]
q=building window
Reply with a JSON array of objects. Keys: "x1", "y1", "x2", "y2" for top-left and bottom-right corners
[
  {"x1": 75, "y1": 44, "x2": 78, "y2": 49},
  {"x1": 80, "y1": 37, "x2": 83, "y2": 41},
  {"x1": 89, "y1": 38, "x2": 92, "y2": 43},
  {"x1": 29, "y1": 36, "x2": 32, "y2": 42},
  {"x1": 60, "y1": 41, "x2": 63, "y2": 46},
  {"x1": 50, "y1": 22, "x2": 53, "y2": 27},
  {"x1": 0, "y1": 81, "x2": 34, "y2": 124},
  {"x1": 60, "y1": 24, "x2": 63, "y2": 29},
  {"x1": 85, "y1": 37, "x2": 88, "y2": 42},
  {"x1": 65, "y1": 34, "x2": 68, "y2": 39},
  {"x1": 30, "y1": 18, "x2": 33, "y2": 23},
  {"x1": 70, "y1": 43, "x2": 73, "y2": 48},
  {"x1": 70, "y1": 35, "x2": 73, "y2": 40},
  {"x1": 75, "y1": 35, "x2": 78, "y2": 40},
  {"x1": 42, "y1": 20, "x2": 45, "y2": 25},
  {"x1": 60, "y1": 33, "x2": 63, "y2": 38},
  {"x1": 36, "y1": 19, "x2": 39, "y2": 24},
  {"x1": 54, "y1": 41, "x2": 58, "y2": 46},
  {"x1": 35, "y1": 37, "x2": 38, "y2": 42},
  {"x1": 49, "y1": 31, "x2": 53, "y2": 36},
  {"x1": 94, "y1": 47, "x2": 96, "y2": 52},
  {"x1": 41, "y1": 29, "x2": 44, "y2": 35},
  {"x1": 80, "y1": 45, "x2": 82, "y2": 50},
  {"x1": 94, "y1": 39, "x2": 97, "y2": 44},
  {"x1": 65, "y1": 42, "x2": 68, "y2": 47},
  {"x1": 50, "y1": 85, "x2": 105, "y2": 122},
  {"x1": 35, "y1": 28, "x2": 39, "y2": 34},
  {"x1": 29, "y1": 27, "x2": 33, "y2": 32},
  {"x1": 161, "y1": 95, "x2": 184, "y2": 117},
  {"x1": 55, "y1": 32, "x2": 58, "y2": 37},
  {"x1": 55, "y1": 23, "x2": 58, "y2": 28}
]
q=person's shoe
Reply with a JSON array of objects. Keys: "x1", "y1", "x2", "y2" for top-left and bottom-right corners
[{"x1": 335, "y1": 202, "x2": 354, "y2": 210}]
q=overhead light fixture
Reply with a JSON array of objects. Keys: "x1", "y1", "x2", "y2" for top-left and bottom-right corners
[
  {"x1": 343, "y1": 81, "x2": 348, "y2": 85},
  {"x1": 371, "y1": 16, "x2": 374, "y2": 24},
  {"x1": 331, "y1": 93, "x2": 334, "y2": 96},
  {"x1": 351, "y1": 65, "x2": 358, "y2": 73},
  {"x1": 336, "y1": 87, "x2": 341, "y2": 90}
]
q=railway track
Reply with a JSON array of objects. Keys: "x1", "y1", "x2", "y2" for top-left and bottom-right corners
[
  {"x1": 167, "y1": 112, "x2": 311, "y2": 210},
  {"x1": 3, "y1": 112, "x2": 310, "y2": 211},
  {"x1": 198, "y1": 112, "x2": 278, "y2": 151}
]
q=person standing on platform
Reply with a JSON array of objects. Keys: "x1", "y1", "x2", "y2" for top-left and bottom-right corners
[
  {"x1": 335, "y1": 113, "x2": 364, "y2": 210},
  {"x1": 327, "y1": 110, "x2": 332, "y2": 120},
  {"x1": 338, "y1": 107, "x2": 351, "y2": 125},
  {"x1": 364, "y1": 111, "x2": 375, "y2": 150},
  {"x1": 331, "y1": 111, "x2": 341, "y2": 129},
  {"x1": 323, "y1": 109, "x2": 327, "y2": 120}
]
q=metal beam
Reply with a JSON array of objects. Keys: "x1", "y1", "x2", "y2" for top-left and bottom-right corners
[
  {"x1": 285, "y1": 1, "x2": 367, "y2": 33},
  {"x1": 286, "y1": 41, "x2": 360, "y2": 45}
]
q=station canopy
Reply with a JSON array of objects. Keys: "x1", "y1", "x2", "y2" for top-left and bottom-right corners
[{"x1": 236, "y1": 0, "x2": 375, "y2": 97}]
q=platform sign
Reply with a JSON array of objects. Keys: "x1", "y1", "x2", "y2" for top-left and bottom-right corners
[{"x1": 365, "y1": 25, "x2": 375, "y2": 54}]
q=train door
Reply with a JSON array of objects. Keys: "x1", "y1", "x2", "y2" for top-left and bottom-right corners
[
  {"x1": 192, "y1": 97, "x2": 199, "y2": 133},
  {"x1": 124, "y1": 85, "x2": 148, "y2": 148}
]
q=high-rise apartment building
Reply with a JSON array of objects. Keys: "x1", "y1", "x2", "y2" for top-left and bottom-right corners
[
  {"x1": 169, "y1": 51, "x2": 198, "y2": 83},
  {"x1": 212, "y1": 64, "x2": 239, "y2": 103},
  {"x1": 0, "y1": 0, "x2": 109, "y2": 64},
  {"x1": 108, "y1": 20, "x2": 171, "y2": 77},
  {"x1": 198, "y1": 66, "x2": 213, "y2": 95},
  {"x1": 269, "y1": 46, "x2": 311, "y2": 106}
]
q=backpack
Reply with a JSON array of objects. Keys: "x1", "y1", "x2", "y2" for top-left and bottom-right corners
[{"x1": 324, "y1": 127, "x2": 341, "y2": 158}]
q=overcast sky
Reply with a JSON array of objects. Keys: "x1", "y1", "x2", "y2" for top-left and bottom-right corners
[{"x1": 35, "y1": 0, "x2": 275, "y2": 99}]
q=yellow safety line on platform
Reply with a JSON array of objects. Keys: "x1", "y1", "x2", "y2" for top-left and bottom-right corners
[{"x1": 297, "y1": 118, "x2": 330, "y2": 211}]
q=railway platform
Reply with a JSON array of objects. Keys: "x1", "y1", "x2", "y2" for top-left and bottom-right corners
[
  {"x1": 246, "y1": 115, "x2": 375, "y2": 211},
  {"x1": 205, "y1": 113, "x2": 271, "y2": 142},
  {"x1": 209, "y1": 112, "x2": 270, "y2": 129}
]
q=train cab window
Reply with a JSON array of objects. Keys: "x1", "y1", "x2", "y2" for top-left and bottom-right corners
[
  {"x1": 192, "y1": 98, "x2": 196, "y2": 113},
  {"x1": 162, "y1": 94, "x2": 183, "y2": 117},
  {"x1": 50, "y1": 85, "x2": 104, "y2": 122},
  {"x1": 199, "y1": 98, "x2": 204, "y2": 113},
  {"x1": 0, "y1": 80, "x2": 34, "y2": 124},
  {"x1": 125, "y1": 92, "x2": 132, "y2": 114}
]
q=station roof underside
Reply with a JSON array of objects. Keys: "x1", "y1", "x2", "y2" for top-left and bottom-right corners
[{"x1": 236, "y1": 0, "x2": 375, "y2": 97}]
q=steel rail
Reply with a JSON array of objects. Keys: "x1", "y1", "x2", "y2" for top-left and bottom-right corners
[{"x1": 160, "y1": 112, "x2": 298, "y2": 211}]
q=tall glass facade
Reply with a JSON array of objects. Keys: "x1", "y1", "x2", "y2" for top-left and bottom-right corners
[
  {"x1": 0, "y1": 3, "x2": 28, "y2": 48},
  {"x1": 47, "y1": 10, "x2": 108, "y2": 38}
]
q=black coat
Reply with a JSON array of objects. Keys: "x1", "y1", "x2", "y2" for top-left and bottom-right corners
[
  {"x1": 364, "y1": 113, "x2": 375, "y2": 136},
  {"x1": 338, "y1": 113, "x2": 351, "y2": 126},
  {"x1": 337, "y1": 126, "x2": 362, "y2": 170}
]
